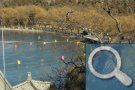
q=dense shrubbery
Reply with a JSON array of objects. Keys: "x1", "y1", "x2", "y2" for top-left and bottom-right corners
[
  {"x1": 0, "y1": 5, "x2": 47, "y2": 27},
  {"x1": 0, "y1": 0, "x2": 135, "y2": 41},
  {"x1": 1, "y1": 0, "x2": 135, "y2": 14},
  {"x1": 0, "y1": 5, "x2": 135, "y2": 34}
]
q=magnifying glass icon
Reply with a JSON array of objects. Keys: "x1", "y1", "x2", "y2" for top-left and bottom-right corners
[{"x1": 88, "y1": 46, "x2": 132, "y2": 86}]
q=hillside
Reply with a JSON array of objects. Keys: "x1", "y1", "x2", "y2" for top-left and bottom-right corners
[{"x1": 0, "y1": 0, "x2": 135, "y2": 42}]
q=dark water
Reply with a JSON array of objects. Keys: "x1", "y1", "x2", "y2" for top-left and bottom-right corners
[
  {"x1": 86, "y1": 44, "x2": 135, "y2": 90},
  {"x1": 0, "y1": 31, "x2": 81, "y2": 86}
]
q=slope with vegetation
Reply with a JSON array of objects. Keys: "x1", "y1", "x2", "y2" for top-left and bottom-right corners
[{"x1": 0, "y1": 0, "x2": 135, "y2": 42}]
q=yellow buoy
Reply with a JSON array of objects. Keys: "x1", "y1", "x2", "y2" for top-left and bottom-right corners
[{"x1": 17, "y1": 60, "x2": 21, "y2": 65}]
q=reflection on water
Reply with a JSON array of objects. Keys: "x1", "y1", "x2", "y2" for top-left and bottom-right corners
[{"x1": 0, "y1": 31, "x2": 81, "y2": 85}]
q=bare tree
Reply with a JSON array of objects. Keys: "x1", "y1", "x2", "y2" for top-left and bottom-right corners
[{"x1": 44, "y1": 46, "x2": 85, "y2": 90}]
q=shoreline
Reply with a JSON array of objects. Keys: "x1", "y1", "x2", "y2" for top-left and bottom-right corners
[
  {"x1": 0, "y1": 27, "x2": 81, "y2": 41},
  {"x1": 0, "y1": 28, "x2": 49, "y2": 33}
]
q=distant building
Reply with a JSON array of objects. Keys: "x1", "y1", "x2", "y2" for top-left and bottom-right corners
[{"x1": 0, "y1": 71, "x2": 54, "y2": 90}]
